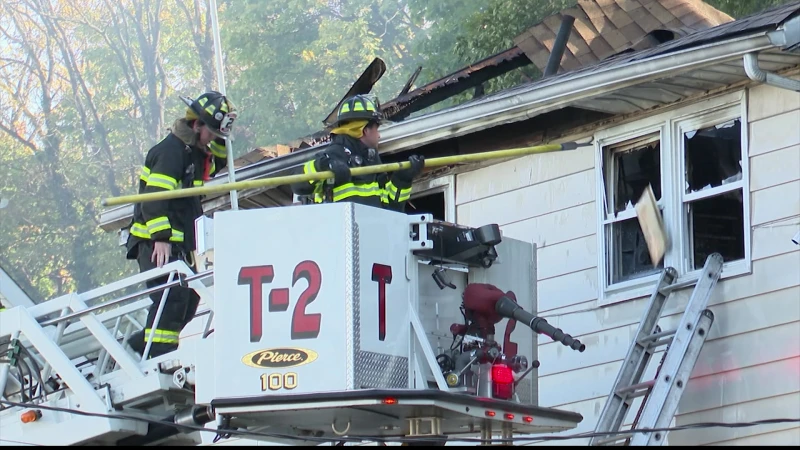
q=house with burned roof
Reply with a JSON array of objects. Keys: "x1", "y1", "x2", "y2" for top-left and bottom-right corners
[{"x1": 100, "y1": 0, "x2": 800, "y2": 445}]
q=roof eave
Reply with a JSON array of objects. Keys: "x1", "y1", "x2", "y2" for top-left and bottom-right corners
[{"x1": 377, "y1": 31, "x2": 778, "y2": 155}]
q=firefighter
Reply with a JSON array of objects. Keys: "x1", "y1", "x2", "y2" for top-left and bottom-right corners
[
  {"x1": 125, "y1": 91, "x2": 236, "y2": 358},
  {"x1": 291, "y1": 94, "x2": 424, "y2": 211}
]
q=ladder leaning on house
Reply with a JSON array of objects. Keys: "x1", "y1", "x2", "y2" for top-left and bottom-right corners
[{"x1": 590, "y1": 253, "x2": 724, "y2": 446}]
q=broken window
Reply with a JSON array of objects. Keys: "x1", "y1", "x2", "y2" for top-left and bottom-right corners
[
  {"x1": 602, "y1": 133, "x2": 664, "y2": 285},
  {"x1": 407, "y1": 191, "x2": 446, "y2": 221},
  {"x1": 683, "y1": 118, "x2": 745, "y2": 269}
]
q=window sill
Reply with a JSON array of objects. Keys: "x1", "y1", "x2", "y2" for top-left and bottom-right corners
[
  {"x1": 599, "y1": 259, "x2": 752, "y2": 307},
  {"x1": 677, "y1": 258, "x2": 752, "y2": 286}
]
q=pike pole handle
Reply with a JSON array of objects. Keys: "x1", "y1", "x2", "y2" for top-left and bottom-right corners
[{"x1": 101, "y1": 140, "x2": 592, "y2": 207}]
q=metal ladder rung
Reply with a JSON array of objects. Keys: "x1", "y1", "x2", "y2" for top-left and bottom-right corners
[
  {"x1": 649, "y1": 336, "x2": 674, "y2": 349},
  {"x1": 658, "y1": 278, "x2": 698, "y2": 295},
  {"x1": 639, "y1": 329, "x2": 676, "y2": 350},
  {"x1": 594, "y1": 433, "x2": 635, "y2": 446},
  {"x1": 615, "y1": 379, "x2": 655, "y2": 397},
  {"x1": 638, "y1": 329, "x2": 676, "y2": 344}
]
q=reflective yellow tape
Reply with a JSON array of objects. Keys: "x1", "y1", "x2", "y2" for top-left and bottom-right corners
[
  {"x1": 146, "y1": 216, "x2": 171, "y2": 234},
  {"x1": 332, "y1": 182, "x2": 381, "y2": 202},
  {"x1": 147, "y1": 173, "x2": 178, "y2": 191},
  {"x1": 140, "y1": 166, "x2": 151, "y2": 183},
  {"x1": 170, "y1": 229, "x2": 184, "y2": 243},
  {"x1": 144, "y1": 328, "x2": 180, "y2": 344}
]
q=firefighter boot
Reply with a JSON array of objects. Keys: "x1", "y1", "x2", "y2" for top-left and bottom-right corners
[{"x1": 128, "y1": 330, "x2": 178, "y2": 358}]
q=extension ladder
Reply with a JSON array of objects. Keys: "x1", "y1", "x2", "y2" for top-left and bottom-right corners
[
  {"x1": 0, "y1": 261, "x2": 214, "y2": 446},
  {"x1": 590, "y1": 253, "x2": 724, "y2": 446}
]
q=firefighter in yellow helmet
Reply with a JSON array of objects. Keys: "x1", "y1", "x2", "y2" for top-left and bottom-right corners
[
  {"x1": 291, "y1": 94, "x2": 424, "y2": 211},
  {"x1": 126, "y1": 91, "x2": 236, "y2": 358}
]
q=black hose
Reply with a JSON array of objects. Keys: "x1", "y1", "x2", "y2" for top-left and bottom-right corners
[
  {"x1": 19, "y1": 345, "x2": 46, "y2": 400},
  {"x1": 495, "y1": 296, "x2": 586, "y2": 352}
]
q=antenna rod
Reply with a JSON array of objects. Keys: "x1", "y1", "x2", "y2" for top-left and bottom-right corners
[{"x1": 208, "y1": 0, "x2": 239, "y2": 210}]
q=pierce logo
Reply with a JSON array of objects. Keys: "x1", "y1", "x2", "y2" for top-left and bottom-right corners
[{"x1": 242, "y1": 348, "x2": 318, "y2": 369}]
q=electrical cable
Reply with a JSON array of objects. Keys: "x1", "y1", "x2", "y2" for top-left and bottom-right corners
[
  {"x1": 0, "y1": 399, "x2": 362, "y2": 445},
  {"x1": 0, "y1": 438, "x2": 45, "y2": 446},
  {"x1": 1, "y1": 398, "x2": 797, "y2": 445},
  {"x1": 7, "y1": 345, "x2": 35, "y2": 403},
  {"x1": 19, "y1": 345, "x2": 45, "y2": 401},
  {"x1": 517, "y1": 417, "x2": 800, "y2": 444},
  {"x1": 19, "y1": 356, "x2": 37, "y2": 401}
]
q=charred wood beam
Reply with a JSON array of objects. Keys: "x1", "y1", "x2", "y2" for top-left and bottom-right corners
[
  {"x1": 381, "y1": 47, "x2": 531, "y2": 121},
  {"x1": 323, "y1": 57, "x2": 386, "y2": 127},
  {"x1": 399, "y1": 65, "x2": 423, "y2": 96}
]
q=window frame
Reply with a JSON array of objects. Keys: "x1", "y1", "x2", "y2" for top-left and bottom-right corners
[
  {"x1": 672, "y1": 102, "x2": 752, "y2": 282},
  {"x1": 599, "y1": 128, "x2": 666, "y2": 290},
  {"x1": 595, "y1": 90, "x2": 751, "y2": 306},
  {"x1": 411, "y1": 174, "x2": 456, "y2": 223}
]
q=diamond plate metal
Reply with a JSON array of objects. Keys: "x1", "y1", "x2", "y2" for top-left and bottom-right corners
[
  {"x1": 529, "y1": 244, "x2": 539, "y2": 406},
  {"x1": 351, "y1": 206, "x2": 408, "y2": 389},
  {"x1": 515, "y1": 378, "x2": 533, "y2": 405},
  {"x1": 355, "y1": 350, "x2": 409, "y2": 389},
  {"x1": 344, "y1": 204, "x2": 354, "y2": 390}
]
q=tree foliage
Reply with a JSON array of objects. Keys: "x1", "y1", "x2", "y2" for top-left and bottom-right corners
[
  {"x1": 218, "y1": 0, "x2": 428, "y2": 150},
  {"x1": 0, "y1": 0, "x2": 795, "y2": 302},
  {"x1": 0, "y1": 0, "x2": 210, "y2": 299},
  {"x1": 705, "y1": 0, "x2": 795, "y2": 20}
]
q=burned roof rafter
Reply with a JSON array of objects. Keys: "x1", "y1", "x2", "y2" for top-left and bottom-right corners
[{"x1": 380, "y1": 47, "x2": 533, "y2": 121}]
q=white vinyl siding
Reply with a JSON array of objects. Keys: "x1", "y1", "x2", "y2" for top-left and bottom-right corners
[{"x1": 452, "y1": 82, "x2": 800, "y2": 446}]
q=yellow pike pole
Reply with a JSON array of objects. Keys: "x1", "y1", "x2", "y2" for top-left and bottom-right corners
[{"x1": 101, "y1": 140, "x2": 592, "y2": 207}]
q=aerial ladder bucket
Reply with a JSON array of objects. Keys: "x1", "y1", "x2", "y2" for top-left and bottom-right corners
[{"x1": 1, "y1": 202, "x2": 586, "y2": 446}]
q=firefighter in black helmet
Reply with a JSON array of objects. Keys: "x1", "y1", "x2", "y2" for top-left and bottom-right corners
[
  {"x1": 126, "y1": 91, "x2": 236, "y2": 358},
  {"x1": 291, "y1": 94, "x2": 424, "y2": 211}
]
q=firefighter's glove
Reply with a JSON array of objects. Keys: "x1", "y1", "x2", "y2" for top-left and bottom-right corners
[
  {"x1": 395, "y1": 155, "x2": 425, "y2": 183},
  {"x1": 316, "y1": 153, "x2": 351, "y2": 185}
]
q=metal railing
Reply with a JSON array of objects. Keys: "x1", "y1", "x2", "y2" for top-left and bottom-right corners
[
  {"x1": 39, "y1": 270, "x2": 212, "y2": 327},
  {"x1": 0, "y1": 261, "x2": 215, "y2": 410}
]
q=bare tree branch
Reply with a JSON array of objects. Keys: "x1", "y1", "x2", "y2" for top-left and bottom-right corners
[
  {"x1": 90, "y1": 0, "x2": 145, "y2": 112},
  {"x1": 0, "y1": 1, "x2": 96, "y2": 293},
  {"x1": 34, "y1": 0, "x2": 122, "y2": 196},
  {"x1": 0, "y1": 56, "x2": 37, "y2": 73},
  {"x1": 0, "y1": 121, "x2": 39, "y2": 153},
  {"x1": 177, "y1": 0, "x2": 215, "y2": 89}
]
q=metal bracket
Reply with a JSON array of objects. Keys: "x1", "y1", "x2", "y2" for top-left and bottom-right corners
[
  {"x1": 407, "y1": 417, "x2": 442, "y2": 437},
  {"x1": 408, "y1": 214, "x2": 434, "y2": 250},
  {"x1": 408, "y1": 299, "x2": 450, "y2": 392}
]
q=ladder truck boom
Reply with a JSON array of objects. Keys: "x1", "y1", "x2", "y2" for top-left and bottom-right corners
[{"x1": 0, "y1": 202, "x2": 585, "y2": 446}]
